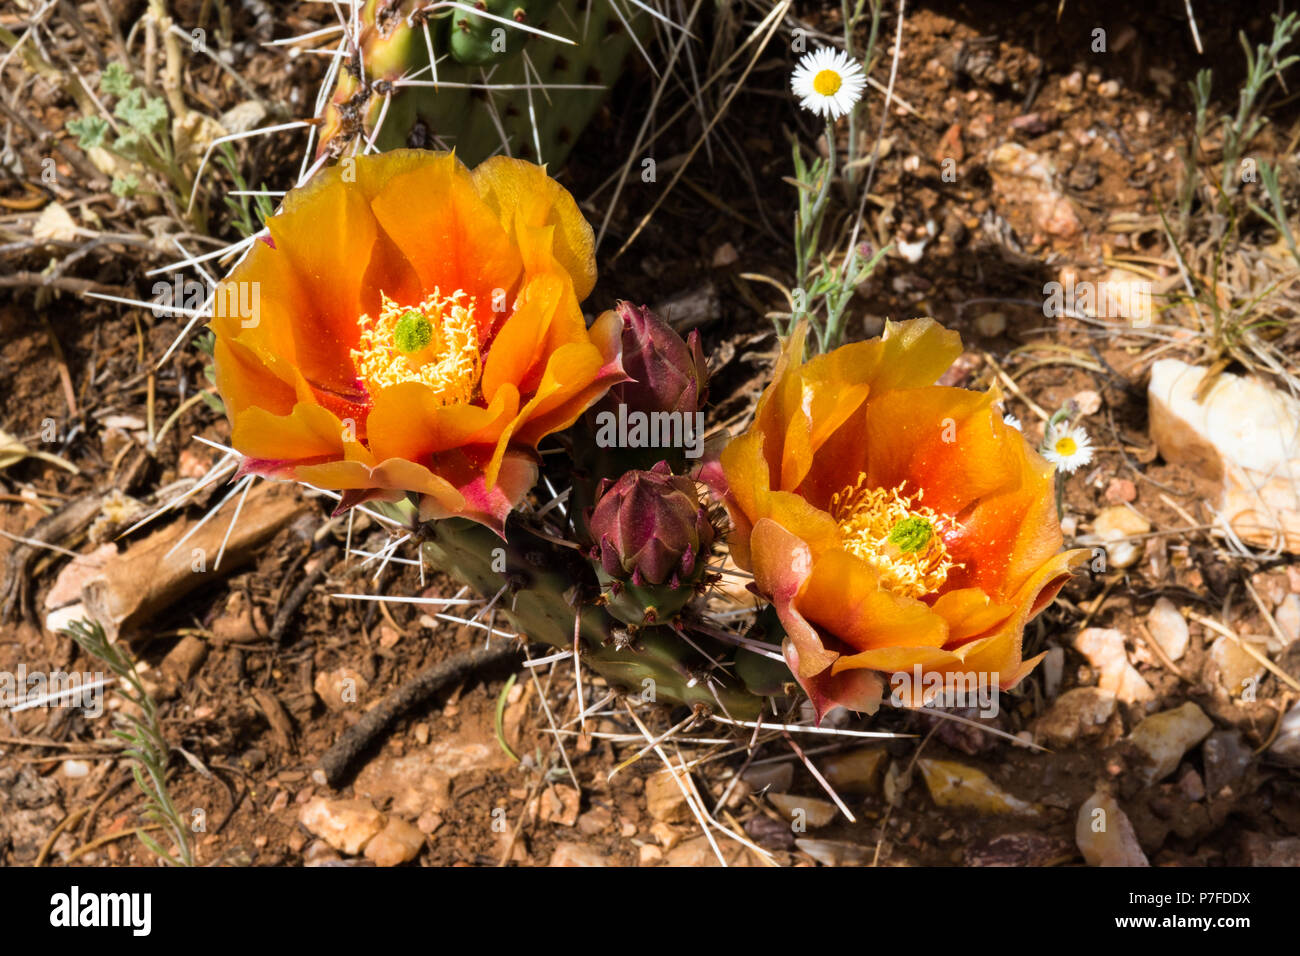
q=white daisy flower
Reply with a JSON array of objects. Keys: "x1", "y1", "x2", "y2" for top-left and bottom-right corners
[
  {"x1": 1042, "y1": 424, "x2": 1094, "y2": 474},
  {"x1": 1003, "y1": 413, "x2": 1023, "y2": 431},
  {"x1": 791, "y1": 47, "x2": 867, "y2": 120}
]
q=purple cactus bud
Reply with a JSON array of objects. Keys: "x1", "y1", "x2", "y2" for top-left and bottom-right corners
[
  {"x1": 599, "y1": 302, "x2": 708, "y2": 416},
  {"x1": 588, "y1": 466, "x2": 716, "y2": 586}
]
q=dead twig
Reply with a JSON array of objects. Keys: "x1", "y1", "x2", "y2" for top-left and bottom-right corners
[{"x1": 317, "y1": 638, "x2": 519, "y2": 786}]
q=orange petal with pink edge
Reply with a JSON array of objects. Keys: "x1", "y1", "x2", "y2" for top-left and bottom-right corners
[
  {"x1": 509, "y1": 312, "x2": 626, "y2": 448},
  {"x1": 749, "y1": 518, "x2": 839, "y2": 679},
  {"x1": 471, "y1": 156, "x2": 597, "y2": 301},
  {"x1": 368, "y1": 152, "x2": 522, "y2": 319},
  {"x1": 231, "y1": 402, "x2": 372, "y2": 471},
  {"x1": 929, "y1": 587, "x2": 1015, "y2": 644},
  {"x1": 365, "y1": 380, "x2": 520, "y2": 463},
  {"x1": 417, "y1": 448, "x2": 538, "y2": 537},
  {"x1": 783, "y1": 638, "x2": 884, "y2": 723},
  {"x1": 947, "y1": 547, "x2": 1089, "y2": 683},
  {"x1": 797, "y1": 549, "x2": 948, "y2": 653},
  {"x1": 481, "y1": 272, "x2": 584, "y2": 402},
  {"x1": 721, "y1": 432, "x2": 841, "y2": 569}
]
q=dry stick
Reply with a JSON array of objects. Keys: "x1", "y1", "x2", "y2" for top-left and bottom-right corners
[
  {"x1": 35, "y1": 808, "x2": 89, "y2": 867},
  {"x1": 317, "y1": 638, "x2": 519, "y2": 786},
  {"x1": 269, "y1": 545, "x2": 339, "y2": 643}
]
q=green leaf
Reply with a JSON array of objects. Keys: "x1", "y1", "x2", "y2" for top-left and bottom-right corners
[
  {"x1": 111, "y1": 174, "x2": 140, "y2": 197},
  {"x1": 114, "y1": 88, "x2": 168, "y2": 137},
  {"x1": 100, "y1": 61, "x2": 135, "y2": 97},
  {"x1": 67, "y1": 115, "x2": 109, "y2": 151}
]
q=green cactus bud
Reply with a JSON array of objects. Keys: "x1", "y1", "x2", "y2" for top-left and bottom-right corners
[
  {"x1": 404, "y1": 509, "x2": 768, "y2": 718},
  {"x1": 587, "y1": 462, "x2": 716, "y2": 626}
]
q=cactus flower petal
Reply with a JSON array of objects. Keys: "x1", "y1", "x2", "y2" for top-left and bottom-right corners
[
  {"x1": 211, "y1": 150, "x2": 620, "y2": 533},
  {"x1": 723, "y1": 319, "x2": 1089, "y2": 722}
]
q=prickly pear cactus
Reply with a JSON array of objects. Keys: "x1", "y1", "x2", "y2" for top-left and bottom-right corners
[
  {"x1": 375, "y1": 303, "x2": 790, "y2": 719},
  {"x1": 410, "y1": 512, "x2": 770, "y2": 718},
  {"x1": 449, "y1": 0, "x2": 559, "y2": 64},
  {"x1": 319, "y1": 0, "x2": 648, "y2": 167}
]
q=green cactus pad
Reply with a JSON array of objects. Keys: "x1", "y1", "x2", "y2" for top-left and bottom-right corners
[
  {"x1": 318, "y1": 0, "x2": 649, "y2": 168},
  {"x1": 411, "y1": 512, "x2": 770, "y2": 719},
  {"x1": 449, "y1": 0, "x2": 560, "y2": 66}
]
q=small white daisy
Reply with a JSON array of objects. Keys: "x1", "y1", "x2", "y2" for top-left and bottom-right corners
[
  {"x1": 791, "y1": 47, "x2": 867, "y2": 121},
  {"x1": 1003, "y1": 413, "x2": 1023, "y2": 431},
  {"x1": 1042, "y1": 424, "x2": 1094, "y2": 474}
]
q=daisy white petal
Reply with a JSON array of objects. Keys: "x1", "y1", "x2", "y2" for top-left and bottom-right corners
[
  {"x1": 1042, "y1": 424, "x2": 1094, "y2": 474},
  {"x1": 791, "y1": 47, "x2": 867, "y2": 120}
]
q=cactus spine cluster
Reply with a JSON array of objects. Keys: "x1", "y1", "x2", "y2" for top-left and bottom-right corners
[{"x1": 319, "y1": 0, "x2": 648, "y2": 167}]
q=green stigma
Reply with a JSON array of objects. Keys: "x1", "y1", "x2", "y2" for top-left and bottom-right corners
[
  {"x1": 393, "y1": 310, "x2": 433, "y2": 354},
  {"x1": 888, "y1": 516, "x2": 933, "y2": 554}
]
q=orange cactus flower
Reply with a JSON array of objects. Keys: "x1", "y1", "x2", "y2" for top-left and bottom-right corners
[
  {"x1": 719, "y1": 319, "x2": 1088, "y2": 721},
  {"x1": 209, "y1": 150, "x2": 624, "y2": 533}
]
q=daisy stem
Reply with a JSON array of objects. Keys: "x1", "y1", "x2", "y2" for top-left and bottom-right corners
[
  {"x1": 810, "y1": 119, "x2": 837, "y2": 231},
  {"x1": 1054, "y1": 470, "x2": 1065, "y2": 521}
]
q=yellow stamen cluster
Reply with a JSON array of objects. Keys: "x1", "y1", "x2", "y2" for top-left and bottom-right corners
[
  {"x1": 351, "y1": 290, "x2": 481, "y2": 405},
  {"x1": 829, "y1": 475, "x2": 961, "y2": 600},
  {"x1": 1053, "y1": 435, "x2": 1078, "y2": 457},
  {"x1": 813, "y1": 68, "x2": 843, "y2": 96}
]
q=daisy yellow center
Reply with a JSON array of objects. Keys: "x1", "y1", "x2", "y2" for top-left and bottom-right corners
[
  {"x1": 813, "y1": 69, "x2": 843, "y2": 96},
  {"x1": 1054, "y1": 436, "x2": 1078, "y2": 457},
  {"x1": 829, "y1": 476, "x2": 961, "y2": 600},
  {"x1": 351, "y1": 290, "x2": 482, "y2": 405}
]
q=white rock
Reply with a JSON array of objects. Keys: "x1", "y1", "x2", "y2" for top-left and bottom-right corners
[
  {"x1": 1207, "y1": 635, "x2": 1266, "y2": 696},
  {"x1": 1074, "y1": 628, "x2": 1154, "y2": 704},
  {"x1": 45, "y1": 544, "x2": 117, "y2": 610},
  {"x1": 548, "y1": 842, "x2": 610, "y2": 867},
  {"x1": 314, "y1": 667, "x2": 369, "y2": 712},
  {"x1": 1092, "y1": 507, "x2": 1150, "y2": 570},
  {"x1": 1149, "y1": 359, "x2": 1300, "y2": 553},
  {"x1": 1076, "y1": 790, "x2": 1149, "y2": 866},
  {"x1": 767, "y1": 792, "x2": 837, "y2": 828},
  {"x1": 1042, "y1": 646, "x2": 1065, "y2": 698},
  {"x1": 44, "y1": 603, "x2": 88, "y2": 636},
  {"x1": 363, "y1": 817, "x2": 424, "y2": 867},
  {"x1": 1128, "y1": 702, "x2": 1214, "y2": 784},
  {"x1": 1273, "y1": 594, "x2": 1300, "y2": 647},
  {"x1": 1033, "y1": 687, "x2": 1117, "y2": 747},
  {"x1": 298, "y1": 798, "x2": 385, "y2": 855},
  {"x1": 1146, "y1": 598, "x2": 1189, "y2": 661},
  {"x1": 33, "y1": 202, "x2": 79, "y2": 243},
  {"x1": 1268, "y1": 700, "x2": 1300, "y2": 766},
  {"x1": 975, "y1": 312, "x2": 1007, "y2": 337},
  {"x1": 795, "y1": 839, "x2": 873, "y2": 867}
]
